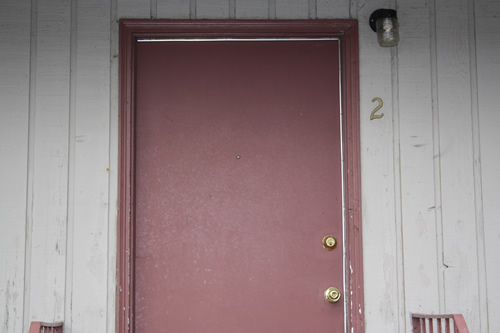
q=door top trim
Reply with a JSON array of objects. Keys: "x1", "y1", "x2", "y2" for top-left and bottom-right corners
[{"x1": 137, "y1": 37, "x2": 340, "y2": 42}]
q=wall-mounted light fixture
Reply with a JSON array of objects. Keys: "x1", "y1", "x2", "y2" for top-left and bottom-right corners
[{"x1": 369, "y1": 9, "x2": 400, "y2": 47}]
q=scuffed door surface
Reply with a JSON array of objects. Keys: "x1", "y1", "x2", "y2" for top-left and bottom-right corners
[{"x1": 134, "y1": 40, "x2": 343, "y2": 332}]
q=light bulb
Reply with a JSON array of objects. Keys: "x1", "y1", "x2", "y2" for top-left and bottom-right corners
[
  {"x1": 376, "y1": 16, "x2": 399, "y2": 47},
  {"x1": 369, "y1": 9, "x2": 400, "y2": 47}
]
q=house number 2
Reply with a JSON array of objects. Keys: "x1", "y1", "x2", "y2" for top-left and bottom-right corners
[{"x1": 370, "y1": 97, "x2": 384, "y2": 120}]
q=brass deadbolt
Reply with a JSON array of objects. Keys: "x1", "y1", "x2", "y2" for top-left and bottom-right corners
[
  {"x1": 324, "y1": 287, "x2": 341, "y2": 303},
  {"x1": 322, "y1": 235, "x2": 337, "y2": 250}
]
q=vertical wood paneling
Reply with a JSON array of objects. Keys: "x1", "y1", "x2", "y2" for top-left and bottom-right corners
[
  {"x1": 28, "y1": 0, "x2": 71, "y2": 325},
  {"x1": 317, "y1": 0, "x2": 350, "y2": 18},
  {"x1": 196, "y1": 0, "x2": 230, "y2": 18},
  {"x1": 235, "y1": 0, "x2": 269, "y2": 19},
  {"x1": 0, "y1": 1, "x2": 31, "y2": 332},
  {"x1": 476, "y1": 1, "x2": 500, "y2": 332},
  {"x1": 157, "y1": 0, "x2": 190, "y2": 18},
  {"x1": 117, "y1": 0, "x2": 150, "y2": 18},
  {"x1": 275, "y1": 0, "x2": 309, "y2": 18},
  {"x1": 63, "y1": 1, "x2": 77, "y2": 331},
  {"x1": 435, "y1": 0, "x2": 480, "y2": 331},
  {"x1": 468, "y1": 0, "x2": 489, "y2": 331},
  {"x1": 357, "y1": 1, "x2": 400, "y2": 332},
  {"x1": 428, "y1": 0, "x2": 446, "y2": 314},
  {"x1": 397, "y1": 0, "x2": 441, "y2": 322},
  {"x1": 70, "y1": 0, "x2": 111, "y2": 331}
]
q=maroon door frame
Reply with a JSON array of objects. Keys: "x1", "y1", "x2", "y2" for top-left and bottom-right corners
[{"x1": 118, "y1": 19, "x2": 363, "y2": 333}]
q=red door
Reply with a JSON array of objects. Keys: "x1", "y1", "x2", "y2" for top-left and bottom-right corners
[{"x1": 134, "y1": 39, "x2": 344, "y2": 332}]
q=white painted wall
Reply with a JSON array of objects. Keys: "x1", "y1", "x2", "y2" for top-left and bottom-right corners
[{"x1": 0, "y1": 0, "x2": 498, "y2": 332}]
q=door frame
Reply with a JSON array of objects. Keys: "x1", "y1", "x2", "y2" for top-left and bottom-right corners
[{"x1": 117, "y1": 19, "x2": 363, "y2": 333}]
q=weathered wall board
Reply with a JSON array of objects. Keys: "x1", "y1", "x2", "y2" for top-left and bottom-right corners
[
  {"x1": 0, "y1": 1, "x2": 31, "y2": 332},
  {"x1": 476, "y1": 0, "x2": 500, "y2": 332},
  {"x1": 398, "y1": 0, "x2": 441, "y2": 320},
  {"x1": 358, "y1": 0, "x2": 400, "y2": 331},
  {"x1": 70, "y1": 1, "x2": 112, "y2": 331},
  {"x1": 27, "y1": 0, "x2": 71, "y2": 328}
]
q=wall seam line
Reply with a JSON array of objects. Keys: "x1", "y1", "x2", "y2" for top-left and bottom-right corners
[
  {"x1": 468, "y1": 0, "x2": 489, "y2": 331},
  {"x1": 348, "y1": 0, "x2": 357, "y2": 19},
  {"x1": 229, "y1": 0, "x2": 236, "y2": 19},
  {"x1": 390, "y1": 0, "x2": 406, "y2": 330},
  {"x1": 150, "y1": 0, "x2": 157, "y2": 19},
  {"x1": 390, "y1": 36, "x2": 406, "y2": 333},
  {"x1": 23, "y1": 0, "x2": 37, "y2": 330},
  {"x1": 63, "y1": 0, "x2": 78, "y2": 331},
  {"x1": 429, "y1": 0, "x2": 446, "y2": 314}
]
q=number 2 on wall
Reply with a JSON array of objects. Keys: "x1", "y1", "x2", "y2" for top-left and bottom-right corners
[{"x1": 370, "y1": 97, "x2": 384, "y2": 120}]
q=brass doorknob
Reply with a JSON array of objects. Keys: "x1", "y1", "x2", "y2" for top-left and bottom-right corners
[
  {"x1": 324, "y1": 287, "x2": 341, "y2": 303},
  {"x1": 322, "y1": 235, "x2": 337, "y2": 250}
]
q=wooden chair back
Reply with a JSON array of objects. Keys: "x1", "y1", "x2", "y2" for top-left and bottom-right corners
[{"x1": 28, "y1": 321, "x2": 63, "y2": 333}]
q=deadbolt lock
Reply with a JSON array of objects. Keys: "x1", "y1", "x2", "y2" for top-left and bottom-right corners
[
  {"x1": 322, "y1": 235, "x2": 337, "y2": 250},
  {"x1": 324, "y1": 287, "x2": 341, "y2": 303}
]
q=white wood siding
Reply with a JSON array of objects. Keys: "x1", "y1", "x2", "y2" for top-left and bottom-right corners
[
  {"x1": 0, "y1": 0, "x2": 498, "y2": 332},
  {"x1": 28, "y1": 1, "x2": 71, "y2": 330},
  {"x1": 476, "y1": 1, "x2": 500, "y2": 332},
  {"x1": 0, "y1": 1, "x2": 31, "y2": 333},
  {"x1": 397, "y1": 1, "x2": 439, "y2": 329},
  {"x1": 358, "y1": 0, "x2": 400, "y2": 330}
]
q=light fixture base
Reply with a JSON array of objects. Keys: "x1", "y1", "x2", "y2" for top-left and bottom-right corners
[{"x1": 369, "y1": 9, "x2": 398, "y2": 32}]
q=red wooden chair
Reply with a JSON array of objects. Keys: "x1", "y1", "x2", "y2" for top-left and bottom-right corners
[
  {"x1": 412, "y1": 313, "x2": 469, "y2": 333},
  {"x1": 28, "y1": 321, "x2": 63, "y2": 333}
]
